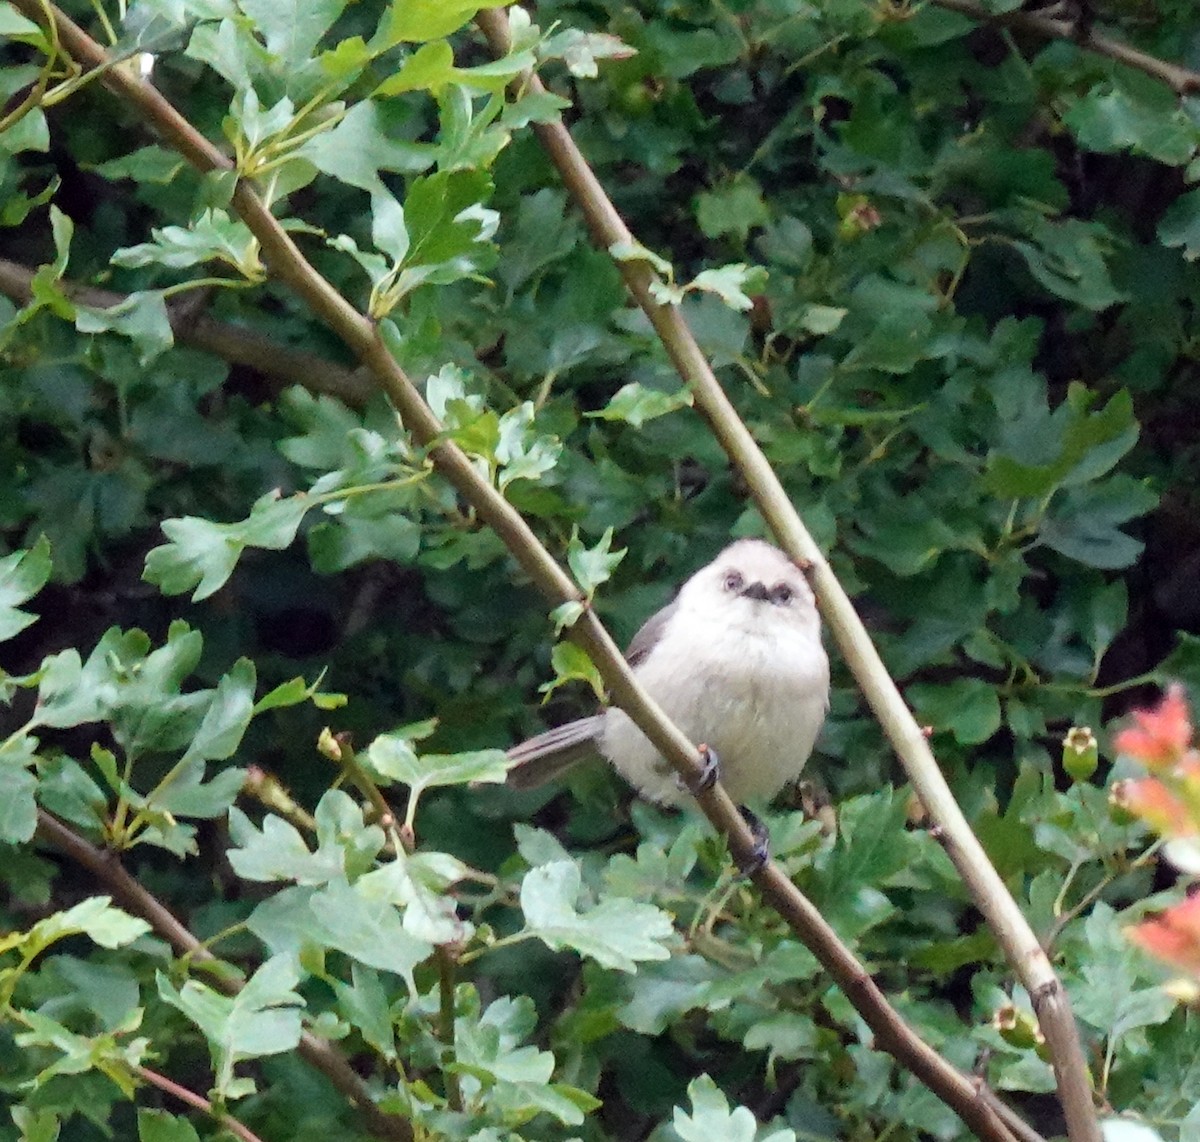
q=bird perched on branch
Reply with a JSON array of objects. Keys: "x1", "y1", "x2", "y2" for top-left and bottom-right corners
[{"x1": 507, "y1": 538, "x2": 830, "y2": 808}]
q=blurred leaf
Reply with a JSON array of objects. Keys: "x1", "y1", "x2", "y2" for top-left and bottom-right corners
[
  {"x1": 144, "y1": 491, "x2": 309, "y2": 600},
  {"x1": 674, "y1": 1074, "x2": 794, "y2": 1142},
  {"x1": 1063, "y1": 83, "x2": 1196, "y2": 166},
  {"x1": 157, "y1": 956, "x2": 304, "y2": 1097},
  {"x1": 696, "y1": 175, "x2": 769, "y2": 241},
  {"x1": 0, "y1": 536, "x2": 51, "y2": 642},
  {"x1": 908, "y1": 679, "x2": 1002, "y2": 745},
  {"x1": 240, "y1": 0, "x2": 346, "y2": 66},
  {"x1": 1159, "y1": 189, "x2": 1200, "y2": 261},
  {"x1": 567, "y1": 526, "x2": 626, "y2": 599},
  {"x1": 520, "y1": 860, "x2": 674, "y2": 971},
  {"x1": 588, "y1": 381, "x2": 693, "y2": 428}
]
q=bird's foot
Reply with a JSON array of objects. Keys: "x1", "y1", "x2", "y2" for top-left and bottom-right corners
[
  {"x1": 735, "y1": 807, "x2": 771, "y2": 877},
  {"x1": 691, "y1": 742, "x2": 721, "y2": 794}
]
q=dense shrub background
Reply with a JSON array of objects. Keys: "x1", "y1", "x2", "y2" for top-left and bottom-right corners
[{"x1": 2, "y1": 1, "x2": 1200, "y2": 1140}]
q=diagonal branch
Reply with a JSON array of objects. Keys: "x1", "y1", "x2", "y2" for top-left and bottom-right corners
[
  {"x1": 135, "y1": 1066, "x2": 265, "y2": 1142},
  {"x1": 10, "y1": 6, "x2": 1040, "y2": 1141},
  {"x1": 475, "y1": 9, "x2": 1099, "y2": 1142},
  {"x1": 34, "y1": 811, "x2": 415, "y2": 1142},
  {"x1": 931, "y1": 0, "x2": 1200, "y2": 96},
  {"x1": 0, "y1": 256, "x2": 373, "y2": 407}
]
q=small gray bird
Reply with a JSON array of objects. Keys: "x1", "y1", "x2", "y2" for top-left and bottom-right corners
[{"x1": 507, "y1": 539, "x2": 830, "y2": 805}]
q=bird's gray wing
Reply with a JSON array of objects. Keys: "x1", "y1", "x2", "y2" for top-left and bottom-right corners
[
  {"x1": 505, "y1": 598, "x2": 676, "y2": 790},
  {"x1": 504, "y1": 714, "x2": 605, "y2": 789},
  {"x1": 625, "y1": 597, "x2": 677, "y2": 667}
]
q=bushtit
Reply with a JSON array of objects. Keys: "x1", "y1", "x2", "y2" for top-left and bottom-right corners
[{"x1": 507, "y1": 539, "x2": 829, "y2": 806}]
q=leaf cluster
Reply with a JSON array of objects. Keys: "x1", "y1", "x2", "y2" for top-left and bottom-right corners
[{"x1": 2, "y1": 0, "x2": 1200, "y2": 1139}]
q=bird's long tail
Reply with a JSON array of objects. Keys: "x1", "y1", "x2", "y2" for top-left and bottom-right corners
[{"x1": 504, "y1": 715, "x2": 605, "y2": 789}]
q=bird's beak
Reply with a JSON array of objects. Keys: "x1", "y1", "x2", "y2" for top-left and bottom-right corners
[{"x1": 740, "y1": 581, "x2": 771, "y2": 602}]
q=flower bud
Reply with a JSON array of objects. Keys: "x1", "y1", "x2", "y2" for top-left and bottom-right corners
[
  {"x1": 1062, "y1": 726, "x2": 1098, "y2": 782},
  {"x1": 992, "y1": 1003, "x2": 1043, "y2": 1051}
]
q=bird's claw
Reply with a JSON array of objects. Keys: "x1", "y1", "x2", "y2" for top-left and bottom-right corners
[
  {"x1": 691, "y1": 742, "x2": 721, "y2": 795},
  {"x1": 735, "y1": 807, "x2": 770, "y2": 878}
]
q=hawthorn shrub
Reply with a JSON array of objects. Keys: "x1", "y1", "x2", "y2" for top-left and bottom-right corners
[{"x1": 2, "y1": 1, "x2": 1200, "y2": 1141}]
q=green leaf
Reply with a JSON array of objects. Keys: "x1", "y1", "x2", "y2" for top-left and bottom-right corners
[
  {"x1": 674, "y1": 1074, "x2": 794, "y2": 1142},
  {"x1": 0, "y1": 536, "x2": 51, "y2": 642},
  {"x1": 157, "y1": 955, "x2": 304, "y2": 1097},
  {"x1": 453, "y1": 996, "x2": 598, "y2": 1124},
  {"x1": 1039, "y1": 475, "x2": 1157, "y2": 570},
  {"x1": 539, "y1": 640, "x2": 605, "y2": 704},
  {"x1": 355, "y1": 849, "x2": 472, "y2": 944},
  {"x1": 588, "y1": 382, "x2": 693, "y2": 428},
  {"x1": 230, "y1": 791, "x2": 383, "y2": 884},
  {"x1": 550, "y1": 599, "x2": 585, "y2": 633},
  {"x1": 75, "y1": 292, "x2": 174, "y2": 365},
  {"x1": 364, "y1": 731, "x2": 510, "y2": 792},
  {"x1": 984, "y1": 386, "x2": 1139, "y2": 499},
  {"x1": 143, "y1": 491, "x2": 310, "y2": 601},
  {"x1": 298, "y1": 101, "x2": 431, "y2": 193},
  {"x1": 800, "y1": 304, "x2": 847, "y2": 334},
  {"x1": 695, "y1": 175, "x2": 769, "y2": 241},
  {"x1": 1159, "y1": 189, "x2": 1200, "y2": 262},
  {"x1": 90, "y1": 145, "x2": 186, "y2": 185},
  {"x1": 378, "y1": 40, "x2": 455, "y2": 95},
  {"x1": 112, "y1": 209, "x2": 262, "y2": 279},
  {"x1": 1063, "y1": 83, "x2": 1196, "y2": 166},
  {"x1": 1070, "y1": 903, "x2": 1175, "y2": 1039},
  {"x1": 609, "y1": 238, "x2": 672, "y2": 277},
  {"x1": 541, "y1": 29, "x2": 636, "y2": 78},
  {"x1": 308, "y1": 512, "x2": 422, "y2": 573},
  {"x1": 179, "y1": 658, "x2": 256, "y2": 766},
  {"x1": 0, "y1": 896, "x2": 150, "y2": 956},
  {"x1": 567, "y1": 527, "x2": 626, "y2": 599},
  {"x1": 908, "y1": 679, "x2": 1002, "y2": 745},
  {"x1": 0, "y1": 6, "x2": 43, "y2": 37},
  {"x1": 1010, "y1": 217, "x2": 1125, "y2": 311},
  {"x1": 0, "y1": 743, "x2": 37, "y2": 844},
  {"x1": 813, "y1": 793, "x2": 909, "y2": 942},
  {"x1": 253, "y1": 672, "x2": 344, "y2": 714},
  {"x1": 306, "y1": 878, "x2": 433, "y2": 983},
  {"x1": 380, "y1": 0, "x2": 504, "y2": 43},
  {"x1": 137, "y1": 1108, "x2": 201, "y2": 1142},
  {"x1": 403, "y1": 169, "x2": 496, "y2": 270},
  {"x1": 240, "y1": 0, "x2": 346, "y2": 66},
  {"x1": 520, "y1": 860, "x2": 674, "y2": 971},
  {"x1": 684, "y1": 263, "x2": 765, "y2": 311}
]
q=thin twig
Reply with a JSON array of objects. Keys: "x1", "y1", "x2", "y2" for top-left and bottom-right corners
[
  {"x1": 475, "y1": 8, "x2": 1098, "y2": 1142},
  {"x1": 34, "y1": 811, "x2": 415, "y2": 1142},
  {"x1": 0, "y1": 256, "x2": 373, "y2": 407},
  {"x1": 931, "y1": 0, "x2": 1200, "y2": 96},
  {"x1": 322, "y1": 732, "x2": 465, "y2": 1112},
  {"x1": 9, "y1": 7, "x2": 1038, "y2": 1141},
  {"x1": 135, "y1": 1066, "x2": 265, "y2": 1142}
]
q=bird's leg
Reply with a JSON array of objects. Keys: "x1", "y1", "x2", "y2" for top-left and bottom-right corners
[
  {"x1": 735, "y1": 807, "x2": 771, "y2": 877},
  {"x1": 692, "y1": 742, "x2": 721, "y2": 793}
]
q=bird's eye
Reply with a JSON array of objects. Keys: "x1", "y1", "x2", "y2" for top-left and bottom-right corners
[
  {"x1": 771, "y1": 583, "x2": 794, "y2": 605},
  {"x1": 723, "y1": 571, "x2": 744, "y2": 593}
]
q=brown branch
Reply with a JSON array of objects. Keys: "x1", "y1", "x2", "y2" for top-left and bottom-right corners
[
  {"x1": 34, "y1": 811, "x2": 415, "y2": 1142},
  {"x1": 135, "y1": 1065, "x2": 265, "y2": 1142},
  {"x1": 0, "y1": 256, "x2": 374, "y2": 408},
  {"x1": 10, "y1": 7, "x2": 1039, "y2": 1141},
  {"x1": 475, "y1": 8, "x2": 1099, "y2": 1142},
  {"x1": 931, "y1": 0, "x2": 1200, "y2": 96}
]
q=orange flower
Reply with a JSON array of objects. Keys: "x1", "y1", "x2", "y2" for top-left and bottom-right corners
[
  {"x1": 1114, "y1": 684, "x2": 1192, "y2": 771},
  {"x1": 1127, "y1": 893, "x2": 1200, "y2": 976},
  {"x1": 1110, "y1": 777, "x2": 1196, "y2": 839}
]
